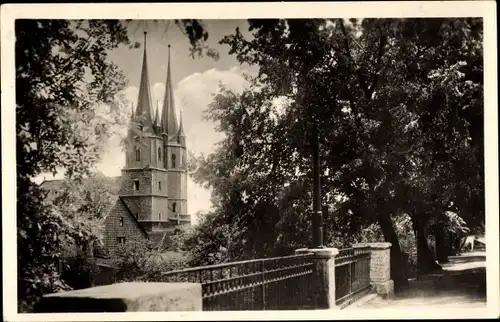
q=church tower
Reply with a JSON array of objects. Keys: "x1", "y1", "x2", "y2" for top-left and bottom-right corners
[
  {"x1": 161, "y1": 45, "x2": 189, "y2": 226},
  {"x1": 119, "y1": 32, "x2": 190, "y2": 232}
]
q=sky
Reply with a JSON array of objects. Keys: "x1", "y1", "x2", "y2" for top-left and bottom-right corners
[{"x1": 39, "y1": 19, "x2": 258, "y2": 225}]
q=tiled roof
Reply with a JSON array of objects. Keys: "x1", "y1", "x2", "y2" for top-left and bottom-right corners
[{"x1": 118, "y1": 197, "x2": 149, "y2": 239}]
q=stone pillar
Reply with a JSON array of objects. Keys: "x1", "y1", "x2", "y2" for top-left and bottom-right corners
[
  {"x1": 353, "y1": 242, "x2": 394, "y2": 300},
  {"x1": 36, "y1": 282, "x2": 202, "y2": 312},
  {"x1": 296, "y1": 247, "x2": 340, "y2": 309}
]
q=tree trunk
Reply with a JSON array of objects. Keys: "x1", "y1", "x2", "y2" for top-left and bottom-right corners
[
  {"x1": 377, "y1": 212, "x2": 409, "y2": 293},
  {"x1": 435, "y1": 226, "x2": 449, "y2": 263},
  {"x1": 446, "y1": 231, "x2": 454, "y2": 256},
  {"x1": 413, "y1": 216, "x2": 443, "y2": 273}
]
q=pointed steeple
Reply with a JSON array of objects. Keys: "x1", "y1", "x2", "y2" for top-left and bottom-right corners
[
  {"x1": 153, "y1": 101, "x2": 161, "y2": 133},
  {"x1": 177, "y1": 110, "x2": 186, "y2": 147},
  {"x1": 161, "y1": 44, "x2": 179, "y2": 137},
  {"x1": 135, "y1": 31, "x2": 154, "y2": 131}
]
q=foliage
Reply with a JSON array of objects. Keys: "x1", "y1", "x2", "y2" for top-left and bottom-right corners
[
  {"x1": 16, "y1": 19, "x2": 212, "y2": 311},
  {"x1": 123, "y1": 19, "x2": 219, "y2": 60},
  {"x1": 183, "y1": 211, "x2": 242, "y2": 266},
  {"x1": 16, "y1": 20, "x2": 130, "y2": 312},
  {"x1": 113, "y1": 238, "x2": 188, "y2": 282},
  {"x1": 168, "y1": 225, "x2": 193, "y2": 252},
  {"x1": 188, "y1": 18, "x2": 483, "y2": 281},
  {"x1": 60, "y1": 254, "x2": 100, "y2": 290},
  {"x1": 51, "y1": 171, "x2": 118, "y2": 242}
]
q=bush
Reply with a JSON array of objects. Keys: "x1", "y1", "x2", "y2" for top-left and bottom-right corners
[
  {"x1": 112, "y1": 238, "x2": 188, "y2": 282},
  {"x1": 60, "y1": 254, "x2": 100, "y2": 290}
]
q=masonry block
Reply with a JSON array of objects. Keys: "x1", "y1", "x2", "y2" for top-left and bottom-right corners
[
  {"x1": 296, "y1": 247, "x2": 340, "y2": 310},
  {"x1": 36, "y1": 282, "x2": 202, "y2": 312},
  {"x1": 354, "y1": 242, "x2": 394, "y2": 300}
]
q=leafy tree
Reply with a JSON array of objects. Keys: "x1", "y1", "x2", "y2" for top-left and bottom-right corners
[
  {"x1": 16, "y1": 19, "x2": 130, "y2": 312},
  {"x1": 188, "y1": 18, "x2": 483, "y2": 292},
  {"x1": 16, "y1": 18, "x2": 211, "y2": 311}
]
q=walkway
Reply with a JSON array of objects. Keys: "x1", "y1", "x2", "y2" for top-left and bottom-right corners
[{"x1": 351, "y1": 252, "x2": 486, "y2": 309}]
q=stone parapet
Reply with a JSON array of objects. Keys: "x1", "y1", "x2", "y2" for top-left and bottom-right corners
[{"x1": 36, "y1": 282, "x2": 202, "y2": 312}]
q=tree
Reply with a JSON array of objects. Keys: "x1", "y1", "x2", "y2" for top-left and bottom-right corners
[
  {"x1": 16, "y1": 19, "x2": 130, "y2": 312},
  {"x1": 16, "y1": 19, "x2": 212, "y2": 311},
  {"x1": 124, "y1": 19, "x2": 219, "y2": 60},
  {"x1": 188, "y1": 18, "x2": 483, "y2": 292}
]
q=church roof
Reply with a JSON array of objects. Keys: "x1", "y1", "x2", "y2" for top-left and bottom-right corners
[
  {"x1": 117, "y1": 196, "x2": 149, "y2": 238},
  {"x1": 135, "y1": 32, "x2": 154, "y2": 132},
  {"x1": 177, "y1": 110, "x2": 186, "y2": 146},
  {"x1": 161, "y1": 45, "x2": 179, "y2": 137}
]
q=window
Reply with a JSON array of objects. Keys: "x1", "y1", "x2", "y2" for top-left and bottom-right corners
[
  {"x1": 117, "y1": 237, "x2": 126, "y2": 244},
  {"x1": 135, "y1": 213, "x2": 139, "y2": 219},
  {"x1": 138, "y1": 123, "x2": 144, "y2": 132},
  {"x1": 158, "y1": 181, "x2": 162, "y2": 191},
  {"x1": 135, "y1": 147, "x2": 141, "y2": 161},
  {"x1": 158, "y1": 213, "x2": 162, "y2": 220},
  {"x1": 171, "y1": 154, "x2": 176, "y2": 168},
  {"x1": 172, "y1": 202, "x2": 177, "y2": 213},
  {"x1": 158, "y1": 147, "x2": 161, "y2": 161},
  {"x1": 133, "y1": 179, "x2": 139, "y2": 191},
  {"x1": 119, "y1": 217, "x2": 124, "y2": 227}
]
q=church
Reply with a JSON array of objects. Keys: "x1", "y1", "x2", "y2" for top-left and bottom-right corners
[
  {"x1": 41, "y1": 32, "x2": 191, "y2": 258},
  {"x1": 102, "y1": 32, "x2": 191, "y2": 256}
]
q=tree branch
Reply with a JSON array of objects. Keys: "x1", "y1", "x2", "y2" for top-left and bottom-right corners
[
  {"x1": 338, "y1": 19, "x2": 370, "y2": 98},
  {"x1": 368, "y1": 30, "x2": 387, "y2": 97}
]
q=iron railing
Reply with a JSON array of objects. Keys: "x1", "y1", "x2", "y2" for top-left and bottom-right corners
[
  {"x1": 334, "y1": 247, "x2": 371, "y2": 308},
  {"x1": 158, "y1": 253, "x2": 315, "y2": 311}
]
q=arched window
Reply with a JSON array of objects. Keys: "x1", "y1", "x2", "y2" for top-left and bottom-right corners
[
  {"x1": 172, "y1": 202, "x2": 177, "y2": 213},
  {"x1": 158, "y1": 147, "x2": 161, "y2": 161},
  {"x1": 135, "y1": 147, "x2": 141, "y2": 161},
  {"x1": 158, "y1": 213, "x2": 162, "y2": 221},
  {"x1": 171, "y1": 154, "x2": 176, "y2": 168}
]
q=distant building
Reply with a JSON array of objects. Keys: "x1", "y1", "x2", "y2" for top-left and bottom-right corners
[{"x1": 40, "y1": 32, "x2": 191, "y2": 258}]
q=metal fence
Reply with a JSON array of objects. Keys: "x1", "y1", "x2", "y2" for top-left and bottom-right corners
[
  {"x1": 334, "y1": 247, "x2": 371, "y2": 308},
  {"x1": 158, "y1": 253, "x2": 316, "y2": 311}
]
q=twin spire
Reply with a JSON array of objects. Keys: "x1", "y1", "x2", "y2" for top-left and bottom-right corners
[{"x1": 134, "y1": 31, "x2": 185, "y2": 143}]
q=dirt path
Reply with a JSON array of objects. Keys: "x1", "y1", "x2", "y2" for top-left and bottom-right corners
[{"x1": 352, "y1": 252, "x2": 486, "y2": 309}]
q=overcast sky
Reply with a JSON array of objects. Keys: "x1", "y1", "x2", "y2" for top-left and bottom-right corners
[{"x1": 41, "y1": 19, "x2": 257, "y2": 224}]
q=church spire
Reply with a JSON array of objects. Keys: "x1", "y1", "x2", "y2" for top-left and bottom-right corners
[
  {"x1": 177, "y1": 110, "x2": 186, "y2": 146},
  {"x1": 153, "y1": 101, "x2": 161, "y2": 133},
  {"x1": 135, "y1": 31, "x2": 154, "y2": 131},
  {"x1": 161, "y1": 44, "x2": 179, "y2": 137}
]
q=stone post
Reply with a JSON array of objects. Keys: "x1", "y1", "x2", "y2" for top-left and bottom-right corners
[
  {"x1": 353, "y1": 242, "x2": 394, "y2": 300},
  {"x1": 296, "y1": 247, "x2": 340, "y2": 309}
]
